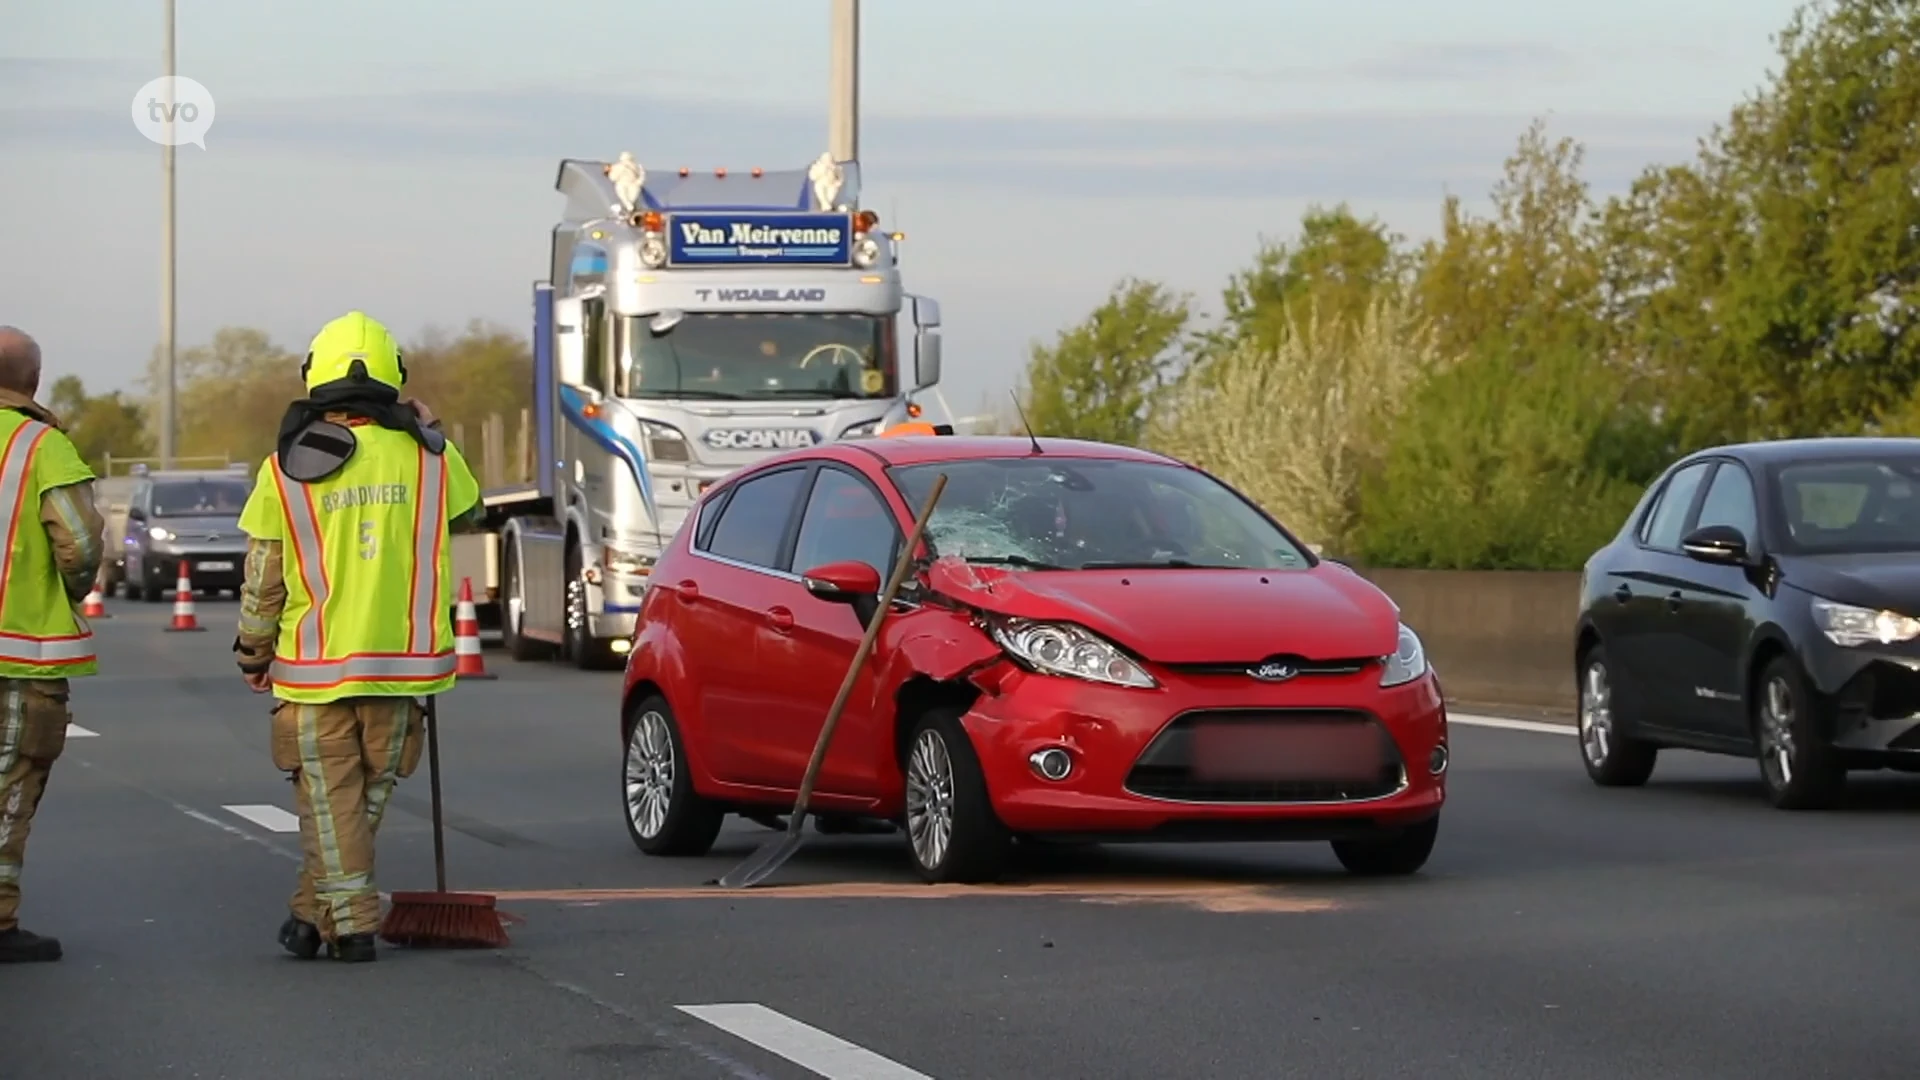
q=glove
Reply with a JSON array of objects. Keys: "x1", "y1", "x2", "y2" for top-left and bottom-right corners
[{"x1": 233, "y1": 636, "x2": 273, "y2": 675}]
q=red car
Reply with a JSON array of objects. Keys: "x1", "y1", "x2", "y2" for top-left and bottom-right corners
[{"x1": 619, "y1": 434, "x2": 1448, "y2": 882}]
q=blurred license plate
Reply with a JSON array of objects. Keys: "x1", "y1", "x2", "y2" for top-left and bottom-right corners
[
  {"x1": 1190, "y1": 721, "x2": 1381, "y2": 783},
  {"x1": 197, "y1": 560, "x2": 233, "y2": 572}
]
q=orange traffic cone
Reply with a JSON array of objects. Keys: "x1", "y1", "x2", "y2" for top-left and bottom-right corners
[
  {"x1": 453, "y1": 577, "x2": 494, "y2": 680},
  {"x1": 80, "y1": 573, "x2": 109, "y2": 619},
  {"x1": 166, "y1": 567, "x2": 205, "y2": 632}
]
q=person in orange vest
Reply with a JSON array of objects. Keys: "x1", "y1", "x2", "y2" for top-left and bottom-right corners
[
  {"x1": 0, "y1": 327, "x2": 105, "y2": 964},
  {"x1": 233, "y1": 312, "x2": 482, "y2": 963}
]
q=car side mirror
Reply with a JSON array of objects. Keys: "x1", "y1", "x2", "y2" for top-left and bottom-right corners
[
  {"x1": 127, "y1": 507, "x2": 144, "y2": 522},
  {"x1": 801, "y1": 559, "x2": 884, "y2": 628},
  {"x1": 1682, "y1": 524, "x2": 1749, "y2": 564}
]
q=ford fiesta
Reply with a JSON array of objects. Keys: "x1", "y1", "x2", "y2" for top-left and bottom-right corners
[{"x1": 619, "y1": 434, "x2": 1448, "y2": 883}]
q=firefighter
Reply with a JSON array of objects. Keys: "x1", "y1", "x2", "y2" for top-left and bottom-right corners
[
  {"x1": 233, "y1": 311, "x2": 481, "y2": 963},
  {"x1": 0, "y1": 327, "x2": 105, "y2": 964}
]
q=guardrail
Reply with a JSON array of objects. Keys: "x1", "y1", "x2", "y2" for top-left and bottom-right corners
[{"x1": 1353, "y1": 568, "x2": 1579, "y2": 720}]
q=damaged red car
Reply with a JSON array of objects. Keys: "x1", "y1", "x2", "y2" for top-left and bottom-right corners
[{"x1": 619, "y1": 434, "x2": 1448, "y2": 883}]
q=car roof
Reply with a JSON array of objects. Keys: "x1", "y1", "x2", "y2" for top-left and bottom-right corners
[
  {"x1": 831, "y1": 434, "x2": 1182, "y2": 469},
  {"x1": 1683, "y1": 436, "x2": 1920, "y2": 468}
]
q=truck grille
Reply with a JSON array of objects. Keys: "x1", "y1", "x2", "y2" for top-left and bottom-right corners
[{"x1": 1124, "y1": 709, "x2": 1405, "y2": 803}]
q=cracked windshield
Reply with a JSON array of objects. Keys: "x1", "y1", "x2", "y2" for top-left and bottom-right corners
[
  {"x1": 625, "y1": 312, "x2": 893, "y2": 401},
  {"x1": 890, "y1": 458, "x2": 1313, "y2": 571},
  {"x1": 150, "y1": 478, "x2": 250, "y2": 517}
]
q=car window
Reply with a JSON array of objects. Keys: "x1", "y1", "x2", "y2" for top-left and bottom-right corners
[
  {"x1": 888, "y1": 457, "x2": 1312, "y2": 570},
  {"x1": 149, "y1": 478, "x2": 251, "y2": 517},
  {"x1": 1641, "y1": 462, "x2": 1710, "y2": 550},
  {"x1": 704, "y1": 467, "x2": 808, "y2": 569},
  {"x1": 1774, "y1": 456, "x2": 1920, "y2": 554},
  {"x1": 790, "y1": 468, "x2": 898, "y2": 579},
  {"x1": 1694, "y1": 462, "x2": 1758, "y2": 540}
]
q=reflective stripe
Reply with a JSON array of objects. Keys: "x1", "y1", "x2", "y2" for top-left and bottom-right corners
[
  {"x1": 272, "y1": 463, "x2": 328, "y2": 660},
  {"x1": 407, "y1": 447, "x2": 447, "y2": 655},
  {"x1": 269, "y1": 652, "x2": 456, "y2": 689},
  {"x1": 0, "y1": 421, "x2": 94, "y2": 667}
]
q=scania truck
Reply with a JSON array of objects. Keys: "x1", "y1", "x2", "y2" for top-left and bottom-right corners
[{"x1": 452, "y1": 150, "x2": 945, "y2": 669}]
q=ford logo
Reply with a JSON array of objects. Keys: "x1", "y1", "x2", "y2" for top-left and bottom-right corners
[{"x1": 1249, "y1": 660, "x2": 1298, "y2": 682}]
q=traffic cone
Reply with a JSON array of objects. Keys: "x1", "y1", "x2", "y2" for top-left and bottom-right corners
[
  {"x1": 453, "y1": 577, "x2": 494, "y2": 679},
  {"x1": 166, "y1": 566, "x2": 205, "y2": 632},
  {"x1": 80, "y1": 573, "x2": 109, "y2": 619}
]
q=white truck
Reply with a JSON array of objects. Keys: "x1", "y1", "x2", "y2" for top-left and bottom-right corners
[{"x1": 451, "y1": 150, "x2": 945, "y2": 669}]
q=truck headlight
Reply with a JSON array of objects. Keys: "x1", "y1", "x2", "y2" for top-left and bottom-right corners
[
  {"x1": 852, "y1": 236, "x2": 880, "y2": 268},
  {"x1": 639, "y1": 419, "x2": 689, "y2": 462},
  {"x1": 603, "y1": 544, "x2": 656, "y2": 578},
  {"x1": 640, "y1": 238, "x2": 667, "y2": 268},
  {"x1": 840, "y1": 420, "x2": 881, "y2": 439}
]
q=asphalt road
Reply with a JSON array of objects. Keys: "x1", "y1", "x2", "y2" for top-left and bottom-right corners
[{"x1": 10, "y1": 601, "x2": 1920, "y2": 1079}]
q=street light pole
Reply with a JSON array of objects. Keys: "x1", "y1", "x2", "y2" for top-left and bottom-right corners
[
  {"x1": 159, "y1": 0, "x2": 177, "y2": 469},
  {"x1": 828, "y1": 0, "x2": 858, "y2": 163}
]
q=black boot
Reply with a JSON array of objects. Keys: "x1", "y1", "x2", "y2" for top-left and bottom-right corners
[
  {"x1": 328, "y1": 933, "x2": 377, "y2": 963},
  {"x1": 278, "y1": 916, "x2": 322, "y2": 960},
  {"x1": 0, "y1": 927, "x2": 63, "y2": 963}
]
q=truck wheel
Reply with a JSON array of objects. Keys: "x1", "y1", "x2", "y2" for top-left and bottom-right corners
[
  {"x1": 564, "y1": 541, "x2": 620, "y2": 671},
  {"x1": 500, "y1": 539, "x2": 551, "y2": 662}
]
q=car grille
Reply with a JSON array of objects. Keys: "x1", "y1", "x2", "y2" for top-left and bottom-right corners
[
  {"x1": 1124, "y1": 708, "x2": 1406, "y2": 804},
  {"x1": 1158, "y1": 656, "x2": 1378, "y2": 678}
]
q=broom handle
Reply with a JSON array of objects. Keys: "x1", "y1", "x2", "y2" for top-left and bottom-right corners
[
  {"x1": 425, "y1": 694, "x2": 446, "y2": 893},
  {"x1": 787, "y1": 473, "x2": 947, "y2": 833}
]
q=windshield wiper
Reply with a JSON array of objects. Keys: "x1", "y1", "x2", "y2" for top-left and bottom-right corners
[
  {"x1": 765, "y1": 388, "x2": 861, "y2": 397},
  {"x1": 628, "y1": 389, "x2": 745, "y2": 400},
  {"x1": 961, "y1": 554, "x2": 1069, "y2": 571},
  {"x1": 1080, "y1": 558, "x2": 1209, "y2": 569}
]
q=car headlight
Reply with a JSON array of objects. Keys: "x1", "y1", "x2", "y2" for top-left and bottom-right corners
[
  {"x1": 987, "y1": 617, "x2": 1156, "y2": 689},
  {"x1": 148, "y1": 526, "x2": 173, "y2": 542},
  {"x1": 841, "y1": 420, "x2": 881, "y2": 439},
  {"x1": 1380, "y1": 623, "x2": 1428, "y2": 687},
  {"x1": 1810, "y1": 597, "x2": 1920, "y2": 646}
]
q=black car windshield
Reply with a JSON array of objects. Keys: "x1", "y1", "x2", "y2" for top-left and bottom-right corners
[
  {"x1": 888, "y1": 457, "x2": 1313, "y2": 570},
  {"x1": 1772, "y1": 457, "x2": 1920, "y2": 554},
  {"x1": 624, "y1": 313, "x2": 895, "y2": 401},
  {"x1": 150, "y1": 479, "x2": 249, "y2": 517}
]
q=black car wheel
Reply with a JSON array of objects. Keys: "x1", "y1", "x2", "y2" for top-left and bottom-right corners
[
  {"x1": 621, "y1": 694, "x2": 724, "y2": 856},
  {"x1": 1577, "y1": 645, "x2": 1658, "y2": 787},
  {"x1": 1331, "y1": 813, "x2": 1439, "y2": 876},
  {"x1": 1754, "y1": 654, "x2": 1846, "y2": 810},
  {"x1": 902, "y1": 707, "x2": 1008, "y2": 884}
]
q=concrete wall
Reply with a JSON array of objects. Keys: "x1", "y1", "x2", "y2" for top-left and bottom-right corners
[{"x1": 1352, "y1": 568, "x2": 1582, "y2": 719}]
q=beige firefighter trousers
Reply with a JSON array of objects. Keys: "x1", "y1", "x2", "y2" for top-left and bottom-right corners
[
  {"x1": 271, "y1": 696, "x2": 425, "y2": 940},
  {"x1": 0, "y1": 679, "x2": 70, "y2": 933}
]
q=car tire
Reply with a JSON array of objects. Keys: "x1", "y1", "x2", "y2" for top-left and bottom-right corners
[
  {"x1": 901, "y1": 706, "x2": 1009, "y2": 884},
  {"x1": 1330, "y1": 813, "x2": 1439, "y2": 876},
  {"x1": 1754, "y1": 653, "x2": 1846, "y2": 810},
  {"x1": 622, "y1": 694, "x2": 724, "y2": 856},
  {"x1": 1576, "y1": 643, "x2": 1658, "y2": 787}
]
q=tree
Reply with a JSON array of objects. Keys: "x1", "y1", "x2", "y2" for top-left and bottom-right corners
[
  {"x1": 1150, "y1": 294, "x2": 1447, "y2": 555},
  {"x1": 144, "y1": 326, "x2": 303, "y2": 465},
  {"x1": 1019, "y1": 279, "x2": 1190, "y2": 445},
  {"x1": 1207, "y1": 205, "x2": 1412, "y2": 357},
  {"x1": 46, "y1": 375, "x2": 155, "y2": 475}
]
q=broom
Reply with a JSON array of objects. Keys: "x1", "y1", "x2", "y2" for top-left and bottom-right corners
[{"x1": 377, "y1": 695, "x2": 510, "y2": 948}]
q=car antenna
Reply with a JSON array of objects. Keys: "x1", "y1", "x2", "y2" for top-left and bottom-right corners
[{"x1": 1008, "y1": 390, "x2": 1044, "y2": 455}]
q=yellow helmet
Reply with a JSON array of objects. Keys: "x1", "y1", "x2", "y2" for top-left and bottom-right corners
[{"x1": 301, "y1": 311, "x2": 406, "y2": 392}]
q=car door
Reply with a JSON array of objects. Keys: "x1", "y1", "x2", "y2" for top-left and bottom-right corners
[
  {"x1": 749, "y1": 465, "x2": 902, "y2": 798},
  {"x1": 1661, "y1": 459, "x2": 1763, "y2": 739},
  {"x1": 681, "y1": 464, "x2": 811, "y2": 785},
  {"x1": 1608, "y1": 460, "x2": 1713, "y2": 732}
]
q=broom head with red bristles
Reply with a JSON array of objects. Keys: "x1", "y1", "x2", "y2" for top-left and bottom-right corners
[{"x1": 379, "y1": 889, "x2": 510, "y2": 948}]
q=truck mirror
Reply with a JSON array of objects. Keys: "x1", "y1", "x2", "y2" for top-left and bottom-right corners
[
  {"x1": 914, "y1": 330, "x2": 941, "y2": 391},
  {"x1": 553, "y1": 296, "x2": 586, "y2": 386},
  {"x1": 913, "y1": 297, "x2": 941, "y2": 329},
  {"x1": 649, "y1": 310, "x2": 684, "y2": 335}
]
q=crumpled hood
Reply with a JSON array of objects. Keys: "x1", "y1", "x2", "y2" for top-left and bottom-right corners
[{"x1": 924, "y1": 556, "x2": 1400, "y2": 664}]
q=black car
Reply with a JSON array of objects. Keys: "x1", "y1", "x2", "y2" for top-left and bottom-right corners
[{"x1": 1574, "y1": 437, "x2": 1920, "y2": 809}]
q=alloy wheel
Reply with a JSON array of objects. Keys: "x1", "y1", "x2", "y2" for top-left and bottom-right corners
[
  {"x1": 1579, "y1": 660, "x2": 1612, "y2": 766},
  {"x1": 905, "y1": 729, "x2": 956, "y2": 870},
  {"x1": 624, "y1": 709, "x2": 675, "y2": 839},
  {"x1": 1759, "y1": 675, "x2": 1797, "y2": 787}
]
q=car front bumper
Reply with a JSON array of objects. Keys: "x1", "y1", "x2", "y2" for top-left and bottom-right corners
[
  {"x1": 146, "y1": 547, "x2": 247, "y2": 589},
  {"x1": 959, "y1": 664, "x2": 1448, "y2": 841}
]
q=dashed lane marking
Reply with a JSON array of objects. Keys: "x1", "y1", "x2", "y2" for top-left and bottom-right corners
[
  {"x1": 222, "y1": 803, "x2": 301, "y2": 833},
  {"x1": 679, "y1": 1003, "x2": 933, "y2": 1080},
  {"x1": 1450, "y1": 712, "x2": 1574, "y2": 736},
  {"x1": 68, "y1": 724, "x2": 98, "y2": 737},
  {"x1": 490, "y1": 881, "x2": 1338, "y2": 914}
]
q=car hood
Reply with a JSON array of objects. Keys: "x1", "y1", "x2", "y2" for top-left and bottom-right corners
[
  {"x1": 923, "y1": 556, "x2": 1400, "y2": 664},
  {"x1": 1782, "y1": 553, "x2": 1920, "y2": 614}
]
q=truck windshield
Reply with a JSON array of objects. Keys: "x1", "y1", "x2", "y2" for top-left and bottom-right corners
[{"x1": 624, "y1": 313, "x2": 895, "y2": 401}]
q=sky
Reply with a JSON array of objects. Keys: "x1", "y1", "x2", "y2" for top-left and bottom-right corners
[{"x1": 2, "y1": 0, "x2": 1805, "y2": 424}]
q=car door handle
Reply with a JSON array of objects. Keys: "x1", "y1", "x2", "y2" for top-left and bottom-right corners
[
  {"x1": 1612, "y1": 584, "x2": 1632, "y2": 604},
  {"x1": 765, "y1": 606, "x2": 793, "y2": 632},
  {"x1": 672, "y1": 579, "x2": 699, "y2": 603},
  {"x1": 1666, "y1": 590, "x2": 1683, "y2": 612}
]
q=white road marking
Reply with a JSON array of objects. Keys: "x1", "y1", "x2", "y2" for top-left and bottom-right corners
[
  {"x1": 222, "y1": 804, "x2": 301, "y2": 833},
  {"x1": 68, "y1": 724, "x2": 98, "y2": 738},
  {"x1": 1450, "y1": 712, "x2": 1574, "y2": 736},
  {"x1": 678, "y1": 1003, "x2": 932, "y2": 1079}
]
